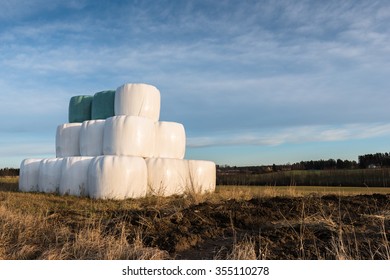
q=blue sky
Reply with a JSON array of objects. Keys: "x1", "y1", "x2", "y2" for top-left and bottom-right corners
[{"x1": 1, "y1": 0, "x2": 390, "y2": 168}]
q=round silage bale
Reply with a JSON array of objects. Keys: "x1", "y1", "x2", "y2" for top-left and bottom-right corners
[
  {"x1": 79, "y1": 120, "x2": 105, "y2": 156},
  {"x1": 88, "y1": 155, "x2": 147, "y2": 199},
  {"x1": 145, "y1": 158, "x2": 189, "y2": 197},
  {"x1": 103, "y1": 116, "x2": 155, "y2": 158},
  {"x1": 59, "y1": 156, "x2": 93, "y2": 197},
  {"x1": 154, "y1": 121, "x2": 186, "y2": 159},
  {"x1": 56, "y1": 123, "x2": 82, "y2": 157},
  {"x1": 19, "y1": 158, "x2": 42, "y2": 192},
  {"x1": 91, "y1": 90, "x2": 115, "y2": 120},
  {"x1": 38, "y1": 158, "x2": 63, "y2": 193},
  {"x1": 114, "y1": 83, "x2": 161, "y2": 121},
  {"x1": 188, "y1": 160, "x2": 216, "y2": 194},
  {"x1": 68, "y1": 95, "x2": 93, "y2": 123}
]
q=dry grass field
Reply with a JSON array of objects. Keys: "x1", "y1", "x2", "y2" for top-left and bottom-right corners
[
  {"x1": 218, "y1": 168, "x2": 390, "y2": 187},
  {"x1": 1, "y1": 177, "x2": 390, "y2": 260}
]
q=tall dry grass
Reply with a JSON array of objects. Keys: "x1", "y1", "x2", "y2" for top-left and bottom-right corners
[
  {"x1": 0, "y1": 202, "x2": 169, "y2": 260},
  {"x1": 0, "y1": 178, "x2": 170, "y2": 260}
]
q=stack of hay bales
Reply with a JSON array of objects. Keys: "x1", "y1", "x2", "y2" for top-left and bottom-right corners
[{"x1": 19, "y1": 83, "x2": 216, "y2": 200}]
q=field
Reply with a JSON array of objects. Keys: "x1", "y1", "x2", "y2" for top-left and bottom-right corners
[
  {"x1": 1, "y1": 177, "x2": 390, "y2": 260},
  {"x1": 218, "y1": 168, "x2": 390, "y2": 187}
]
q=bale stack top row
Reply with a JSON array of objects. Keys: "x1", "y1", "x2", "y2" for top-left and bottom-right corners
[
  {"x1": 69, "y1": 84, "x2": 160, "y2": 123},
  {"x1": 57, "y1": 83, "x2": 185, "y2": 159}
]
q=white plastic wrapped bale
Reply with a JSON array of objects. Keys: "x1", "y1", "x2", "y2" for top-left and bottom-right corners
[
  {"x1": 146, "y1": 158, "x2": 189, "y2": 197},
  {"x1": 103, "y1": 116, "x2": 155, "y2": 157},
  {"x1": 154, "y1": 121, "x2": 186, "y2": 159},
  {"x1": 88, "y1": 156, "x2": 147, "y2": 200},
  {"x1": 188, "y1": 160, "x2": 216, "y2": 194},
  {"x1": 59, "y1": 156, "x2": 93, "y2": 197},
  {"x1": 56, "y1": 123, "x2": 82, "y2": 157},
  {"x1": 19, "y1": 159, "x2": 42, "y2": 192},
  {"x1": 79, "y1": 120, "x2": 105, "y2": 156},
  {"x1": 38, "y1": 158, "x2": 63, "y2": 193},
  {"x1": 114, "y1": 83, "x2": 161, "y2": 121}
]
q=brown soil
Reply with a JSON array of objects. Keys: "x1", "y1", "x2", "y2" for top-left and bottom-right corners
[{"x1": 124, "y1": 194, "x2": 390, "y2": 259}]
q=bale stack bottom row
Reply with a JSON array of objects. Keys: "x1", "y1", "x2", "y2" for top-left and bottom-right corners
[{"x1": 19, "y1": 157, "x2": 215, "y2": 199}]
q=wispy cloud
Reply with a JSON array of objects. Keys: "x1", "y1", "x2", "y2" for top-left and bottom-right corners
[{"x1": 187, "y1": 123, "x2": 390, "y2": 147}]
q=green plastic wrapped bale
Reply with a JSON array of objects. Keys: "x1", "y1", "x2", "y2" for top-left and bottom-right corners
[
  {"x1": 68, "y1": 95, "x2": 93, "y2": 123},
  {"x1": 91, "y1": 90, "x2": 115, "y2": 120}
]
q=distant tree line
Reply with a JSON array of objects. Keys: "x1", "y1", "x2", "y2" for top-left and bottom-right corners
[
  {"x1": 217, "y1": 153, "x2": 390, "y2": 186},
  {"x1": 290, "y1": 159, "x2": 358, "y2": 170},
  {"x1": 0, "y1": 168, "x2": 19, "y2": 176},
  {"x1": 218, "y1": 158, "x2": 359, "y2": 175},
  {"x1": 218, "y1": 152, "x2": 390, "y2": 174},
  {"x1": 358, "y1": 153, "x2": 390, "y2": 168}
]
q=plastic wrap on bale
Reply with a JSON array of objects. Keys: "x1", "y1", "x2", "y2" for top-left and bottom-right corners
[
  {"x1": 188, "y1": 160, "x2": 216, "y2": 194},
  {"x1": 59, "y1": 156, "x2": 93, "y2": 197},
  {"x1": 154, "y1": 121, "x2": 186, "y2": 159},
  {"x1": 19, "y1": 159, "x2": 42, "y2": 192},
  {"x1": 88, "y1": 155, "x2": 147, "y2": 199},
  {"x1": 79, "y1": 120, "x2": 105, "y2": 156},
  {"x1": 103, "y1": 116, "x2": 155, "y2": 158},
  {"x1": 38, "y1": 158, "x2": 63, "y2": 193},
  {"x1": 68, "y1": 95, "x2": 93, "y2": 123},
  {"x1": 56, "y1": 123, "x2": 82, "y2": 157},
  {"x1": 115, "y1": 83, "x2": 160, "y2": 121},
  {"x1": 146, "y1": 158, "x2": 189, "y2": 197},
  {"x1": 91, "y1": 90, "x2": 115, "y2": 120}
]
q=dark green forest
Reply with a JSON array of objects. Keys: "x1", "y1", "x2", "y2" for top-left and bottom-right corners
[{"x1": 0, "y1": 168, "x2": 19, "y2": 177}]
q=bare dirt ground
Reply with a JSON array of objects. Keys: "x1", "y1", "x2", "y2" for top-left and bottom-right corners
[{"x1": 135, "y1": 194, "x2": 390, "y2": 259}]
